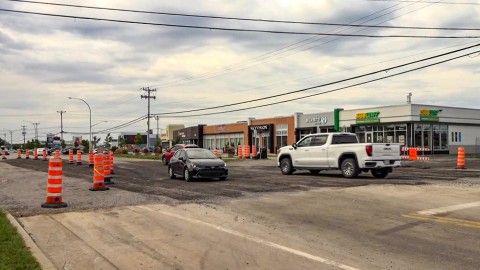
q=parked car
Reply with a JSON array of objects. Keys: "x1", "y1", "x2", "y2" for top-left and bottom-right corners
[
  {"x1": 61, "y1": 147, "x2": 79, "y2": 155},
  {"x1": 36, "y1": 148, "x2": 47, "y2": 155},
  {"x1": 168, "y1": 148, "x2": 228, "y2": 181},
  {"x1": 162, "y1": 144, "x2": 199, "y2": 165},
  {"x1": 0, "y1": 146, "x2": 10, "y2": 155}
]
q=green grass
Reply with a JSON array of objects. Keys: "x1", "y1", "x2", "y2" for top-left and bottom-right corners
[{"x1": 0, "y1": 210, "x2": 41, "y2": 270}]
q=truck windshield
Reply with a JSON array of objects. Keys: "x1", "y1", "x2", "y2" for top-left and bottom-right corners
[{"x1": 331, "y1": 135, "x2": 358, "y2": 144}]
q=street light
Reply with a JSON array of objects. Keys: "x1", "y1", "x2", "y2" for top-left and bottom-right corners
[
  {"x1": 91, "y1": 120, "x2": 108, "y2": 149},
  {"x1": 68, "y1": 97, "x2": 92, "y2": 151},
  {"x1": 23, "y1": 120, "x2": 40, "y2": 141}
]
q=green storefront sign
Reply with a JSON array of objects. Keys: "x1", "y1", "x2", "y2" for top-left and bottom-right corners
[
  {"x1": 420, "y1": 109, "x2": 440, "y2": 122},
  {"x1": 356, "y1": 111, "x2": 380, "y2": 124}
]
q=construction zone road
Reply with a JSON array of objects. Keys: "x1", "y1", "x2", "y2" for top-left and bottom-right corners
[{"x1": 1, "y1": 155, "x2": 480, "y2": 269}]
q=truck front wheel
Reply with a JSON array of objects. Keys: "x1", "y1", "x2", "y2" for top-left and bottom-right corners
[
  {"x1": 371, "y1": 168, "x2": 389, "y2": 178},
  {"x1": 341, "y1": 158, "x2": 359, "y2": 178},
  {"x1": 280, "y1": 157, "x2": 294, "y2": 175}
]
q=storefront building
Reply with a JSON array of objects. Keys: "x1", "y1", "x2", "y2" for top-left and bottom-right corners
[
  {"x1": 294, "y1": 111, "x2": 336, "y2": 141},
  {"x1": 250, "y1": 116, "x2": 295, "y2": 154},
  {"x1": 202, "y1": 122, "x2": 249, "y2": 152},
  {"x1": 172, "y1": 125, "x2": 206, "y2": 148},
  {"x1": 339, "y1": 104, "x2": 480, "y2": 154},
  {"x1": 160, "y1": 124, "x2": 185, "y2": 148}
]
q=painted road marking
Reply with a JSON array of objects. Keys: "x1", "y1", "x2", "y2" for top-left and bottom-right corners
[
  {"x1": 137, "y1": 206, "x2": 361, "y2": 270},
  {"x1": 417, "y1": 201, "x2": 480, "y2": 216},
  {"x1": 404, "y1": 201, "x2": 480, "y2": 229}
]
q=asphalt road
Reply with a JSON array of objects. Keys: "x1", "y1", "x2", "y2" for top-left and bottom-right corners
[{"x1": 1, "y1": 155, "x2": 479, "y2": 269}]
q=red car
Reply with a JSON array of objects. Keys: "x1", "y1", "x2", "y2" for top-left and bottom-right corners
[{"x1": 162, "y1": 144, "x2": 199, "y2": 165}]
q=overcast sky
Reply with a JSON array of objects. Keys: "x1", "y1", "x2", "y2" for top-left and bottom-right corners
[{"x1": 1, "y1": 0, "x2": 479, "y2": 145}]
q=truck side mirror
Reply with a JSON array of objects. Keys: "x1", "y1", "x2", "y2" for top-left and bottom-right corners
[{"x1": 292, "y1": 143, "x2": 297, "y2": 149}]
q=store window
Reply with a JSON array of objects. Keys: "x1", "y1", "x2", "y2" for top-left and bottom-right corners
[{"x1": 276, "y1": 124, "x2": 288, "y2": 149}]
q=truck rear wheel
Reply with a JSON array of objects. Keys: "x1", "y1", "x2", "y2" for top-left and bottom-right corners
[
  {"x1": 280, "y1": 157, "x2": 294, "y2": 175},
  {"x1": 371, "y1": 169, "x2": 389, "y2": 178},
  {"x1": 341, "y1": 158, "x2": 359, "y2": 178}
]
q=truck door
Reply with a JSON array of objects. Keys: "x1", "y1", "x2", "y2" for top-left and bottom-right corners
[{"x1": 306, "y1": 135, "x2": 329, "y2": 167}]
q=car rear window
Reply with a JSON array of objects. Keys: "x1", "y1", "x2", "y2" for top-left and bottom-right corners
[{"x1": 331, "y1": 135, "x2": 358, "y2": 144}]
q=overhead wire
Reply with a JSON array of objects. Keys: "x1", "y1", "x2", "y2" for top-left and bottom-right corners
[
  {"x1": 158, "y1": 49, "x2": 480, "y2": 118},
  {"x1": 151, "y1": 43, "x2": 480, "y2": 116},
  {"x1": 0, "y1": 8, "x2": 478, "y2": 38},
  {"x1": 6, "y1": 0, "x2": 480, "y2": 30}
]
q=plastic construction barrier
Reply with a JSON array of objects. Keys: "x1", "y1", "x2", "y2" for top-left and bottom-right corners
[
  {"x1": 457, "y1": 146, "x2": 465, "y2": 169},
  {"x1": 90, "y1": 153, "x2": 109, "y2": 191},
  {"x1": 41, "y1": 157, "x2": 67, "y2": 208}
]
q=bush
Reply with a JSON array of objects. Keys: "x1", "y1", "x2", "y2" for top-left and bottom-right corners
[{"x1": 111, "y1": 146, "x2": 118, "y2": 153}]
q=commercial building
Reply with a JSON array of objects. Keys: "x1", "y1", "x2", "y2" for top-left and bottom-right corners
[
  {"x1": 295, "y1": 104, "x2": 480, "y2": 154},
  {"x1": 173, "y1": 125, "x2": 206, "y2": 148}
]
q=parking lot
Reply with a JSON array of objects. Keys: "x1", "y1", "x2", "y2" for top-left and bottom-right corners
[{"x1": 1, "y1": 155, "x2": 479, "y2": 269}]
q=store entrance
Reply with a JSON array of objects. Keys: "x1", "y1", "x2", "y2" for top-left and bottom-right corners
[{"x1": 366, "y1": 132, "x2": 373, "y2": 143}]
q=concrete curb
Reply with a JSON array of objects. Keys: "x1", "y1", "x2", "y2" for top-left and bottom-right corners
[{"x1": 5, "y1": 211, "x2": 57, "y2": 270}]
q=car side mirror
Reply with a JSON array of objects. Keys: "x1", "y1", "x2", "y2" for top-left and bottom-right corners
[{"x1": 178, "y1": 157, "x2": 184, "y2": 161}]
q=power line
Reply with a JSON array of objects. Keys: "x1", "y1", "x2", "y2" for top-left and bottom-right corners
[
  {"x1": 6, "y1": 0, "x2": 480, "y2": 31},
  {"x1": 151, "y1": 43, "x2": 480, "y2": 116},
  {"x1": 1, "y1": 8, "x2": 479, "y2": 39},
  {"x1": 157, "y1": 49, "x2": 480, "y2": 118},
  {"x1": 367, "y1": 0, "x2": 480, "y2": 5}
]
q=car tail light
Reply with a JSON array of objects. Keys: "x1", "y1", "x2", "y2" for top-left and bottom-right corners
[{"x1": 365, "y1": 145, "x2": 373, "y2": 156}]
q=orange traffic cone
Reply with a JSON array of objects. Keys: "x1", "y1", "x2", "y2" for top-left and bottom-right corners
[
  {"x1": 88, "y1": 151, "x2": 94, "y2": 167},
  {"x1": 41, "y1": 156, "x2": 67, "y2": 208}
]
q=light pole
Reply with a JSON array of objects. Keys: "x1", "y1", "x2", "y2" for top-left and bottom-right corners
[
  {"x1": 91, "y1": 121, "x2": 108, "y2": 149},
  {"x1": 68, "y1": 97, "x2": 92, "y2": 151},
  {"x1": 23, "y1": 120, "x2": 40, "y2": 141}
]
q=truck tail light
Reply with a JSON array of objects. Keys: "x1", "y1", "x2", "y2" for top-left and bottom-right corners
[{"x1": 366, "y1": 145, "x2": 373, "y2": 156}]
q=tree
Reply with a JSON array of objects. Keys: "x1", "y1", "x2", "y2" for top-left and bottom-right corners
[
  {"x1": 61, "y1": 139, "x2": 66, "y2": 149},
  {"x1": 104, "y1": 133, "x2": 113, "y2": 148},
  {"x1": 81, "y1": 139, "x2": 89, "y2": 153},
  {"x1": 134, "y1": 133, "x2": 143, "y2": 148},
  {"x1": 118, "y1": 135, "x2": 126, "y2": 148},
  {"x1": 92, "y1": 136, "x2": 101, "y2": 148}
]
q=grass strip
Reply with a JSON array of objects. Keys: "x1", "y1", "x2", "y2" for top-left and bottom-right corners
[{"x1": 0, "y1": 210, "x2": 41, "y2": 270}]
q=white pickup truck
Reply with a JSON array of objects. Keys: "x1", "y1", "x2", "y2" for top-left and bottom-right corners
[{"x1": 277, "y1": 133, "x2": 402, "y2": 178}]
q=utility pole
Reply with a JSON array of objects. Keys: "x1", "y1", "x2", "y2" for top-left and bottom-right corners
[
  {"x1": 9, "y1": 130, "x2": 13, "y2": 150},
  {"x1": 57, "y1": 110, "x2": 66, "y2": 141},
  {"x1": 21, "y1": 125, "x2": 27, "y2": 149},
  {"x1": 141, "y1": 87, "x2": 156, "y2": 149},
  {"x1": 155, "y1": 115, "x2": 160, "y2": 145}
]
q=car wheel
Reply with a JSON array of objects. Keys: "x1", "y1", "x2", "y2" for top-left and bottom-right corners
[
  {"x1": 162, "y1": 156, "x2": 168, "y2": 165},
  {"x1": 184, "y1": 168, "x2": 192, "y2": 182},
  {"x1": 371, "y1": 168, "x2": 389, "y2": 179},
  {"x1": 309, "y1": 170, "x2": 320, "y2": 175},
  {"x1": 219, "y1": 177, "x2": 227, "y2": 181},
  {"x1": 280, "y1": 157, "x2": 294, "y2": 175},
  {"x1": 341, "y1": 158, "x2": 359, "y2": 178},
  {"x1": 168, "y1": 166, "x2": 176, "y2": 179}
]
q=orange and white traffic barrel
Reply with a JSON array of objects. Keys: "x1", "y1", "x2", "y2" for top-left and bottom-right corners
[
  {"x1": 213, "y1": 148, "x2": 218, "y2": 156},
  {"x1": 252, "y1": 145, "x2": 257, "y2": 158},
  {"x1": 237, "y1": 145, "x2": 243, "y2": 159},
  {"x1": 41, "y1": 156, "x2": 67, "y2": 208},
  {"x1": 68, "y1": 149, "x2": 74, "y2": 164},
  {"x1": 42, "y1": 148, "x2": 48, "y2": 161},
  {"x1": 76, "y1": 149, "x2": 82, "y2": 166},
  {"x1": 25, "y1": 149, "x2": 30, "y2": 159},
  {"x1": 2, "y1": 150, "x2": 6, "y2": 160},
  {"x1": 243, "y1": 145, "x2": 250, "y2": 159},
  {"x1": 457, "y1": 147, "x2": 465, "y2": 169},
  {"x1": 55, "y1": 149, "x2": 60, "y2": 158},
  {"x1": 88, "y1": 151, "x2": 94, "y2": 167},
  {"x1": 109, "y1": 150, "x2": 115, "y2": 174},
  {"x1": 103, "y1": 152, "x2": 113, "y2": 184},
  {"x1": 33, "y1": 148, "x2": 38, "y2": 160},
  {"x1": 90, "y1": 153, "x2": 109, "y2": 191},
  {"x1": 17, "y1": 149, "x2": 21, "y2": 159}
]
